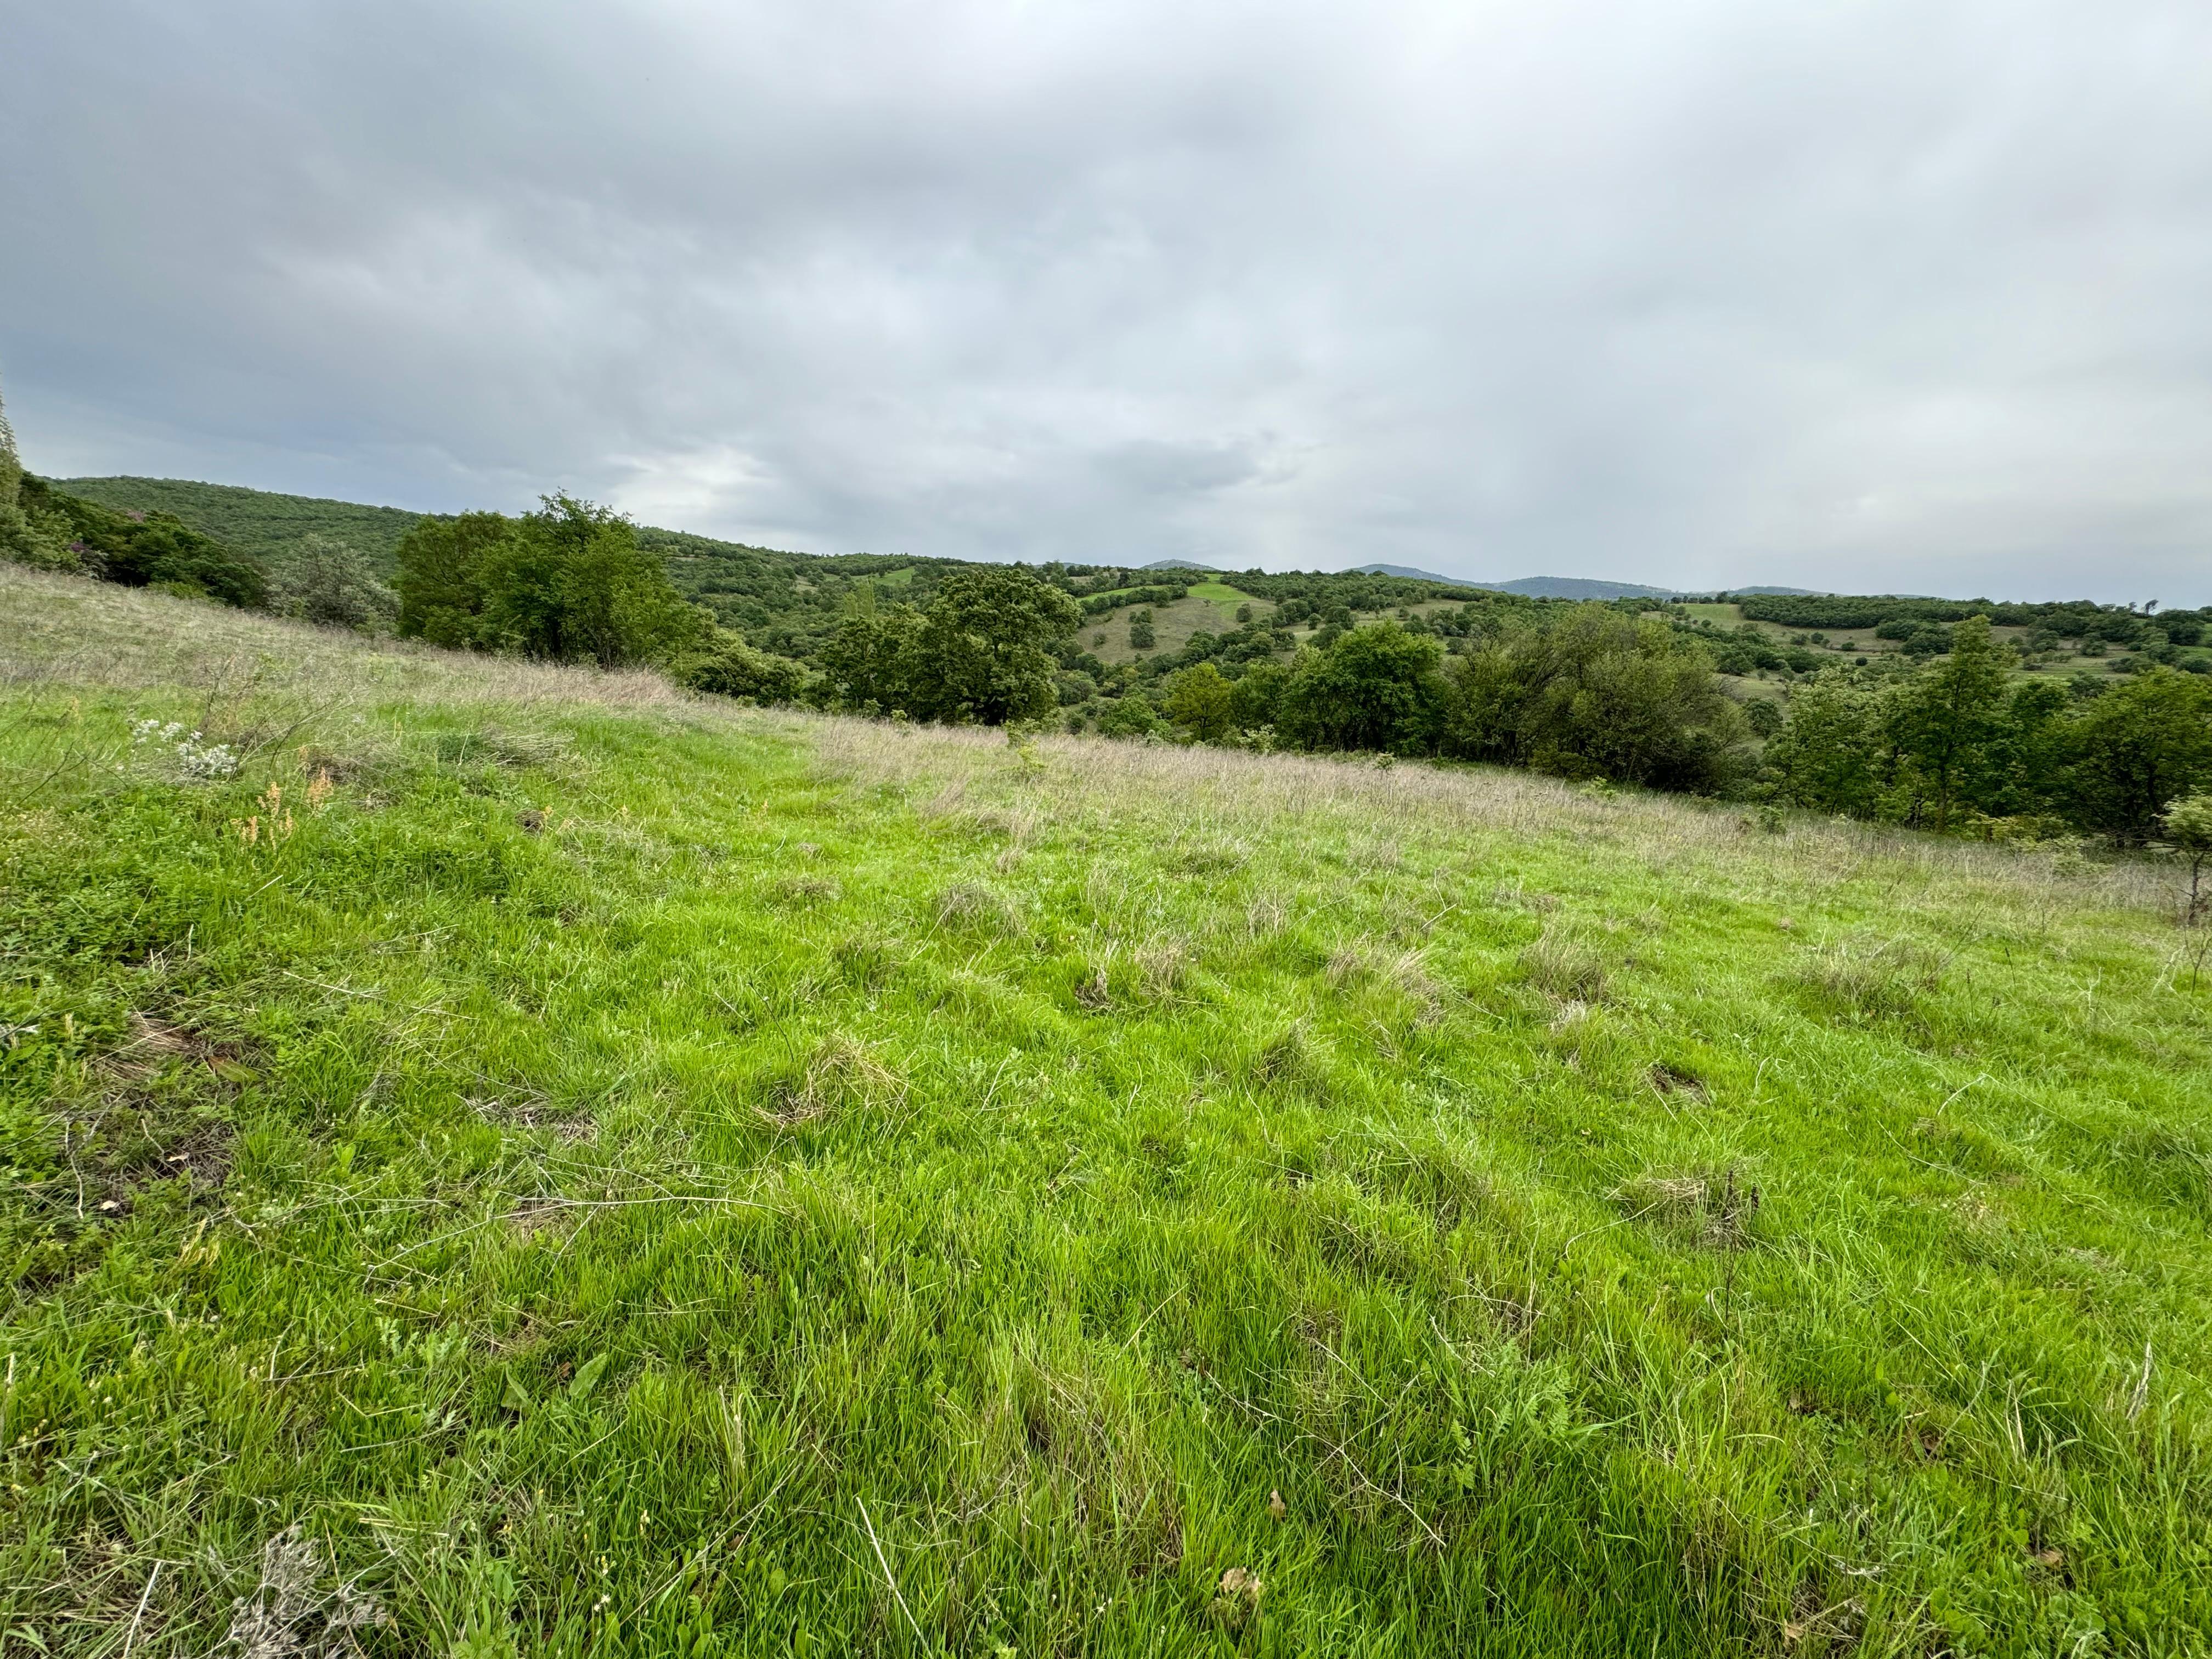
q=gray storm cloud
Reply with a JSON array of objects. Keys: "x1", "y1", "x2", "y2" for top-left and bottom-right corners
[{"x1": 3, "y1": 0, "x2": 2209, "y2": 600}]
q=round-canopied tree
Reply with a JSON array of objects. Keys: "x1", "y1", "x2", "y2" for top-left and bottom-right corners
[{"x1": 907, "y1": 565, "x2": 1082, "y2": 725}]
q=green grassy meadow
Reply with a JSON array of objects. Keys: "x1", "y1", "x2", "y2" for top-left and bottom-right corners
[{"x1": 3, "y1": 567, "x2": 2210, "y2": 1657}]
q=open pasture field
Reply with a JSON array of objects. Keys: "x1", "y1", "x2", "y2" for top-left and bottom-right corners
[
  {"x1": 1083, "y1": 587, "x2": 1272, "y2": 665},
  {"x1": 3, "y1": 567, "x2": 2209, "y2": 1657}
]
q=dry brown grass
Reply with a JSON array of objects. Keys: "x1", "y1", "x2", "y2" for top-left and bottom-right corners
[
  {"x1": 803, "y1": 712, "x2": 2186, "y2": 919},
  {"x1": 1, "y1": 565, "x2": 684, "y2": 713}
]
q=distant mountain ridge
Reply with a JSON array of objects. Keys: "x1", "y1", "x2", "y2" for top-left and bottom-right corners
[
  {"x1": 1466, "y1": 574, "x2": 1677, "y2": 600},
  {"x1": 1350, "y1": 564, "x2": 1822, "y2": 601}
]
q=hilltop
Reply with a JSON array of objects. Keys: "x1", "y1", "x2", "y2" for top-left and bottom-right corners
[
  {"x1": 54, "y1": 478, "x2": 1819, "y2": 611},
  {"x1": 2, "y1": 564, "x2": 2208, "y2": 1654},
  {"x1": 57, "y1": 476, "x2": 433, "y2": 574}
]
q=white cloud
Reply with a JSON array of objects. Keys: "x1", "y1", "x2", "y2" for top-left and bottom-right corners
[{"x1": 3, "y1": 0, "x2": 2209, "y2": 600}]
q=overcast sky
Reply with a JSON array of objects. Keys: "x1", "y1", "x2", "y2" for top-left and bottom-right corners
[{"x1": 5, "y1": 2, "x2": 2210, "y2": 601}]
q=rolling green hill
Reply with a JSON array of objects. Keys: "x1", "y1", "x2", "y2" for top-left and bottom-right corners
[
  {"x1": 57, "y1": 476, "x2": 435, "y2": 574},
  {"x1": 3, "y1": 563, "x2": 2208, "y2": 1655},
  {"x1": 43, "y1": 477, "x2": 1539, "y2": 664}
]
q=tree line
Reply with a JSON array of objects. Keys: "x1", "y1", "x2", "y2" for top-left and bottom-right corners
[
  {"x1": 1757, "y1": 617, "x2": 2210, "y2": 844},
  {"x1": 1129, "y1": 610, "x2": 2210, "y2": 849},
  {"x1": 1736, "y1": 591, "x2": 2211, "y2": 641},
  {"x1": 372, "y1": 495, "x2": 1752, "y2": 805},
  {"x1": 8, "y1": 381, "x2": 2207, "y2": 858}
]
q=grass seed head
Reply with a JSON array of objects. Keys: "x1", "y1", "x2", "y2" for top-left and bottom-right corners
[{"x1": 1521, "y1": 927, "x2": 1610, "y2": 1002}]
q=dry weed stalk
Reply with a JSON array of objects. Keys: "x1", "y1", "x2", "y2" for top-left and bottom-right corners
[{"x1": 223, "y1": 1525, "x2": 385, "y2": 1659}]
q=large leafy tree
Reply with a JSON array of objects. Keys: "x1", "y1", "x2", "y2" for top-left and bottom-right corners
[
  {"x1": 481, "y1": 494, "x2": 706, "y2": 669},
  {"x1": 904, "y1": 565, "x2": 1081, "y2": 725},
  {"x1": 1164, "y1": 662, "x2": 1237, "y2": 741},
  {"x1": 2059, "y1": 667, "x2": 2212, "y2": 844},
  {"x1": 1279, "y1": 625, "x2": 1446, "y2": 754},
  {"x1": 1765, "y1": 674, "x2": 1878, "y2": 814},
  {"x1": 1228, "y1": 658, "x2": 1291, "y2": 733},
  {"x1": 820, "y1": 606, "x2": 926, "y2": 714},
  {"x1": 394, "y1": 511, "x2": 518, "y2": 648},
  {"x1": 1987, "y1": 678, "x2": 2073, "y2": 819},
  {"x1": 1881, "y1": 614, "x2": 2009, "y2": 831},
  {"x1": 395, "y1": 495, "x2": 706, "y2": 669},
  {"x1": 817, "y1": 567, "x2": 1082, "y2": 726},
  {"x1": 1442, "y1": 606, "x2": 1744, "y2": 790}
]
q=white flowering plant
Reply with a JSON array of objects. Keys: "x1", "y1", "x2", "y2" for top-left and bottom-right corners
[{"x1": 130, "y1": 717, "x2": 241, "y2": 780}]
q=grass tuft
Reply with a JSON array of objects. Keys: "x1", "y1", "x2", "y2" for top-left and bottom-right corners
[
  {"x1": 1783, "y1": 935, "x2": 1948, "y2": 1023},
  {"x1": 1614, "y1": 1165, "x2": 1765, "y2": 1249},
  {"x1": 763, "y1": 1033, "x2": 906, "y2": 1127},
  {"x1": 935, "y1": 879, "x2": 1025, "y2": 939},
  {"x1": 1519, "y1": 924, "x2": 1611, "y2": 1002}
]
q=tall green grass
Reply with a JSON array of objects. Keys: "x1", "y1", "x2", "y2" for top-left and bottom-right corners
[{"x1": 2, "y1": 568, "x2": 2208, "y2": 1656}]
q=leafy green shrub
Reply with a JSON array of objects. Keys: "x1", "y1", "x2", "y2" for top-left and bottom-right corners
[
  {"x1": 19, "y1": 476, "x2": 267, "y2": 607},
  {"x1": 2163, "y1": 792, "x2": 2212, "y2": 923},
  {"x1": 271, "y1": 536, "x2": 396, "y2": 630},
  {"x1": 1094, "y1": 696, "x2": 1164, "y2": 739},
  {"x1": 1442, "y1": 606, "x2": 1745, "y2": 791},
  {"x1": 675, "y1": 632, "x2": 809, "y2": 703},
  {"x1": 395, "y1": 494, "x2": 704, "y2": 668}
]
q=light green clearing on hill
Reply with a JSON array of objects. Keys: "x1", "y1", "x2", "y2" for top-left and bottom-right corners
[
  {"x1": 1, "y1": 566, "x2": 2208, "y2": 1656},
  {"x1": 1084, "y1": 589, "x2": 1276, "y2": 664}
]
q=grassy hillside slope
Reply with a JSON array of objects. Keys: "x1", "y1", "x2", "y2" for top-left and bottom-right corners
[{"x1": 3, "y1": 568, "x2": 2208, "y2": 1656}]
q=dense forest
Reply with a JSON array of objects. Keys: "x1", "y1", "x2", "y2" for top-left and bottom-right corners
[
  {"x1": 55, "y1": 477, "x2": 426, "y2": 574},
  {"x1": 9, "y1": 448, "x2": 2209, "y2": 855}
]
